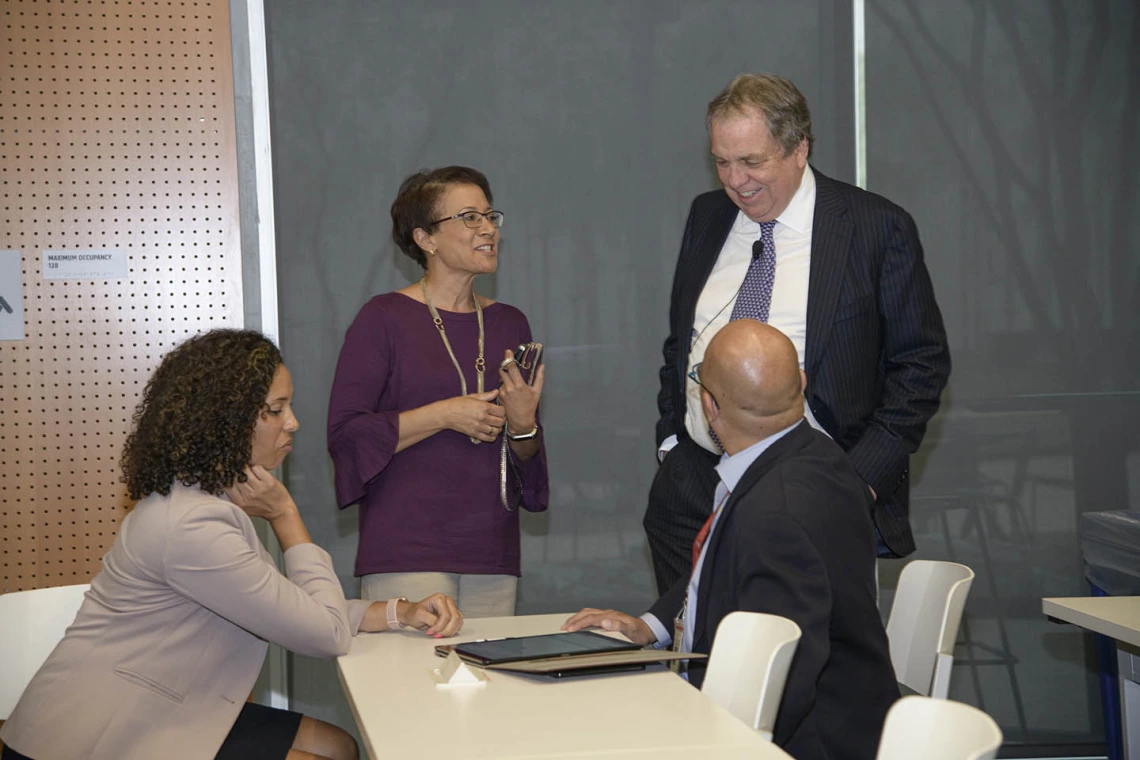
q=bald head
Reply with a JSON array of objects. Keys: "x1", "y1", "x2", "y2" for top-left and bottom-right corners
[{"x1": 701, "y1": 320, "x2": 804, "y2": 444}]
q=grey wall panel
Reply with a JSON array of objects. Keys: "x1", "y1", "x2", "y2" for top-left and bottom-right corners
[
  {"x1": 265, "y1": 0, "x2": 848, "y2": 734},
  {"x1": 867, "y1": 0, "x2": 1139, "y2": 751}
]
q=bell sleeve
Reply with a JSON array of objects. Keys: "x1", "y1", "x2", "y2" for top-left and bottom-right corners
[{"x1": 327, "y1": 299, "x2": 401, "y2": 509}]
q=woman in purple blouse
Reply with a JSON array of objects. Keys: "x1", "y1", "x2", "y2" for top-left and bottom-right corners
[{"x1": 327, "y1": 166, "x2": 549, "y2": 617}]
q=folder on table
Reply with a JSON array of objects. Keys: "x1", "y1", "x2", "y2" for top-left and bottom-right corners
[{"x1": 436, "y1": 630, "x2": 706, "y2": 679}]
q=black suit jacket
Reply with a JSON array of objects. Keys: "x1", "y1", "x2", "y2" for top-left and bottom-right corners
[
  {"x1": 655, "y1": 170, "x2": 951, "y2": 556},
  {"x1": 648, "y1": 422, "x2": 900, "y2": 760}
]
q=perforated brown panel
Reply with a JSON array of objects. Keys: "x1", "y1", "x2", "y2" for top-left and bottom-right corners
[{"x1": 0, "y1": 0, "x2": 243, "y2": 593}]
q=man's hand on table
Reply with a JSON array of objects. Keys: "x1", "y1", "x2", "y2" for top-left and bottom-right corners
[{"x1": 561, "y1": 608, "x2": 656, "y2": 646}]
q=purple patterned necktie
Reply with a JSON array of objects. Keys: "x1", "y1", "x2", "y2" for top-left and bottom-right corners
[{"x1": 730, "y1": 220, "x2": 777, "y2": 322}]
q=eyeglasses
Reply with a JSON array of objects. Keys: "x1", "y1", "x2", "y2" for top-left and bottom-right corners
[
  {"x1": 429, "y1": 210, "x2": 506, "y2": 229},
  {"x1": 688, "y1": 362, "x2": 720, "y2": 410}
]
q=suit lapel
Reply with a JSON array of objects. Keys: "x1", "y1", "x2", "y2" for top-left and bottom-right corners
[
  {"x1": 805, "y1": 171, "x2": 854, "y2": 378},
  {"x1": 691, "y1": 422, "x2": 814, "y2": 648},
  {"x1": 678, "y1": 196, "x2": 738, "y2": 376}
]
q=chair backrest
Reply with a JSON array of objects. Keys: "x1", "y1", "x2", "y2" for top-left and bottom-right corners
[
  {"x1": 701, "y1": 611, "x2": 802, "y2": 740},
  {"x1": 886, "y1": 560, "x2": 974, "y2": 698},
  {"x1": 876, "y1": 695, "x2": 1002, "y2": 760},
  {"x1": 0, "y1": 583, "x2": 90, "y2": 719}
]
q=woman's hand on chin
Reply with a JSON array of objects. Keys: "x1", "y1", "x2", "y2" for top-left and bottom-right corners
[{"x1": 224, "y1": 465, "x2": 298, "y2": 521}]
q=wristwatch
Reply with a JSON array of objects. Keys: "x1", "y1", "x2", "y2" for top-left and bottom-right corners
[
  {"x1": 386, "y1": 596, "x2": 407, "y2": 630},
  {"x1": 507, "y1": 423, "x2": 539, "y2": 441}
]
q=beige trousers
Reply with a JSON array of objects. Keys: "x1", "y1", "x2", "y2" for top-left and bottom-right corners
[{"x1": 360, "y1": 571, "x2": 518, "y2": 618}]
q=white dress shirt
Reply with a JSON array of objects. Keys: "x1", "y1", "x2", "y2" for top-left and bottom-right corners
[
  {"x1": 642, "y1": 420, "x2": 803, "y2": 650},
  {"x1": 660, "y1": 166, "x2": 825, "y2": 459}
]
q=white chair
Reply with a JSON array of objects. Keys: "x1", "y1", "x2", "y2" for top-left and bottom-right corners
[
  {"x1": 886, "y1": 560, "x2": 974, "y2": 698},
  {"x1": 0, "y1": 583, "x2": 90, "y2": 719},
  {"x1": 875, "y1": 695, "x2": 1002, "y2": 760},
  {"x1": 700, "y1": 611, "x2": 801, "y2": 741}
]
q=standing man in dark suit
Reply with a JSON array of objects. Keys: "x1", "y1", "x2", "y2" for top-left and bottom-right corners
[
  {"x1": 644, "y1": 73, "x2": 950, "y2": 594},
  {"x1": 567, "y1": 320, "x2": 899, "y2": 760}
]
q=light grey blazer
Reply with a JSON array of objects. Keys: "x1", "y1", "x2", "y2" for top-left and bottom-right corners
[{"x1": 0, "y1": 483, "x2": 371, "y2": 760}]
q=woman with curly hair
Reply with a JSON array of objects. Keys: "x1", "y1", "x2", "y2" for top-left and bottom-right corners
[
  {"x1": 328, "y1": 166, "x2": 548, "y2": 617},
  {"x1": 0, "y1": 329, "x2": 462, "y2": 760}
]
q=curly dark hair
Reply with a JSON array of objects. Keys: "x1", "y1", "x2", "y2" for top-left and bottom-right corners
[
  {"x1": 390, "y1": 166, "x2": 494, "y2": 268},
  {"x1": 120, "y1": 329, "x2": 283, "y2": 500}
]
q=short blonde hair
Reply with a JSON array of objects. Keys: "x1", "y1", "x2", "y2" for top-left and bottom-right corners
[{"x1": 707, "y1": 73, "x2": 814, "y2": 157}]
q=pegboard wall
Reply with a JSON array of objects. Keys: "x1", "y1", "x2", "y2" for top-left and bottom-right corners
[{"x1": 0, "y1": 0, "x2": 243, "y2": 593}]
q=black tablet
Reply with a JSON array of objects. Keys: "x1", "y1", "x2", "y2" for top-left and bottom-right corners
[{"x1": 452, "y1": 631, "x2": 642, "y2": 665}]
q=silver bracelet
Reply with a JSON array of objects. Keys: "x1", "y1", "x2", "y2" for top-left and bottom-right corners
[{"x1": 506, "y1": 422, "x2": 539, "y2": 441}]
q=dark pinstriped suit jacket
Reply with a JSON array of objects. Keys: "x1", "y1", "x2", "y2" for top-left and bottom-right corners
[{"x1": 655, "y1": 170, "x2": 950, "y2": 556}]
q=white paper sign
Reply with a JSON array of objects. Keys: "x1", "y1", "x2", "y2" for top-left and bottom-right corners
[
  {"x1": 41, "y1": 249, "x2": 128, "y2": 280},
  {"x1": 0, "y1": 250, "x2": 26, "y2": 341},
  {"x1": 431, "y1": 650, "x2": 488, "y2": 688}
]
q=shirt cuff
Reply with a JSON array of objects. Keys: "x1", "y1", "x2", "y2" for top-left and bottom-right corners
[
  {"x1": 657, "y1": 435, "x2": 680, "y2": 463},
  {"x1": 640, "y1": 613, "x2": 671, "y2": 649}
]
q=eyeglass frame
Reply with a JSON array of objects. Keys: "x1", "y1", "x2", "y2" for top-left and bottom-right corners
[
  {"x1": 687, "y1": 362, "x2": 720, "y2": 410},
  {"x1": 428, "y1": 209, "x2": 506, "y2": 229}
]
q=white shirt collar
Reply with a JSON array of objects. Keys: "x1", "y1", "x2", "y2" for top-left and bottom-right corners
[{"x1": 730, "y1": 165, "x2": 816, "y2": 236}]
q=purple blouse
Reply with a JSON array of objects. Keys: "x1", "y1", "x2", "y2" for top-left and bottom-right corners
[{"x1": 328, "y1": 292, "x2": 548, "y2": 577}]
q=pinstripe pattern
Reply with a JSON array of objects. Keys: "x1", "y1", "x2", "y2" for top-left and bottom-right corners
[
  {"x1": 643, "y1": 437, "x2": 720, "y2": 594},
  {"x1": 645, "y1": 170, "x2": 950, "y2": 590}
]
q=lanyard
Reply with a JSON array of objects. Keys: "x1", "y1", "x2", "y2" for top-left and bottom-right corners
[{"x1": 673, "y1": 487, "x2": 730, "y2": 666}]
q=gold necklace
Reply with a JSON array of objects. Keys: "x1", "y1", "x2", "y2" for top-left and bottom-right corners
[{"x1": 421, "y1": 276, "x2": 485, "y2": 444}]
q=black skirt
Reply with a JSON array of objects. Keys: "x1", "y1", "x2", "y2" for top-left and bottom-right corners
[
  {"x1": 215, "y1": 701, "x2": 304, "y2": 760},
  {"x1": 1, "y1": 701, "x2": 303, "y2": 760}
]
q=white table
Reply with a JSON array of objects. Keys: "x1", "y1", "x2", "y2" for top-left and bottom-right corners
[
  {"x1": 337, "y1": 613, "x2": 791, "y2": 760},
  {"x1": 1043, "y1": 596, "x2": 1140, "y2": 758}
]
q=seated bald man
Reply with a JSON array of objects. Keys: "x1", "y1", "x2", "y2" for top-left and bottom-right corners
[{"x1": 564, "y1": 320, "x2": 899, "y2": 760}]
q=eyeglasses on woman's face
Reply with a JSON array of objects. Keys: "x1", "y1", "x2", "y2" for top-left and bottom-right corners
[{"x1": 430, "y1": 210, "x2": 505, "y2": 229}]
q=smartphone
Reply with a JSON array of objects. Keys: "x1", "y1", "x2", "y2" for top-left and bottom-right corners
[{"x1": 513, "y1": 342, "x2": 543, "y2": 385}]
